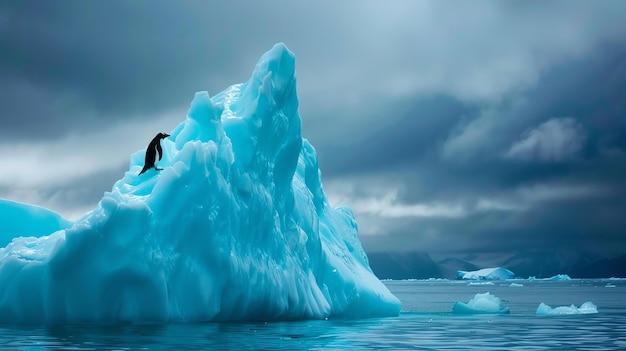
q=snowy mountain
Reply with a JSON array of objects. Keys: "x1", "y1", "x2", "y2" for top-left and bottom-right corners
[
  {"x1": 368, "y1": 251, "x2": 626, "y2": 279},
  {"x1": 368, "y1": 251, "x2": 441, "y2": 279}
]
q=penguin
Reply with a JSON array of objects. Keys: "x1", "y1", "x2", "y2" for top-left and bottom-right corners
[{"x1": 138, "y1": 132, "x2": 170, "y2": 175}]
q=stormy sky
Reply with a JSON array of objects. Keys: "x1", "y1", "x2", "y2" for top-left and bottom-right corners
[{"x1": 1, "y1": 1, "x2": 625, "y2": 259}]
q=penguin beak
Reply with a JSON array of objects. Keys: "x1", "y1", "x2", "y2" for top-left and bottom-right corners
[{"x1": 164, "y1": 133, "x2": 170, "y2": 138}]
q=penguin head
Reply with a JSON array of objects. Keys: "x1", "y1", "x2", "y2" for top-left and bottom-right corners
[{"x1": 158, "y1": 132, "x2": 170, "y2": 139}]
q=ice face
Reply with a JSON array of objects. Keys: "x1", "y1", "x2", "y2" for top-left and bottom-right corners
[
  {"x1": 0, "y1": 43, "x2": 401, "y2": 324},
  {"x1": 536, "y1": 302, "x2": 598, "y2": 315},
  {"x1": 0, "y1": 199, "x2": 73, "y2": 247},
  {"x1": 457, "y1": 267, "x2": 515, "y2": 280},
  {"x1": 452, "y1": 292, "x2": 510, "y2": 314}
]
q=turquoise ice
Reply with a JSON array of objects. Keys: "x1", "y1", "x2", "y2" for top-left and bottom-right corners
[
  {"x1": 0, "y1": 199, "x2": 73, "y2": 248},
  {"x1": 536, "y1": 301, "x2": 598, "y2": 315},
  {"x1": 0, "y1": 43, "x2": 401, "y2": 324},
  {"x1": 452, "y1": 292, "x2": 510, "y2": 314}
]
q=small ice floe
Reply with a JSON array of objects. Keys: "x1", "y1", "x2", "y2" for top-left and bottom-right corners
[
  {"x1": 536, "y1": 301, "x2": 598, "y2": 316},
  {"x1": 468, "y1": 281, "x2": 495, "y2": 286},
  {"x1": 605, "y1": 283, "x2": 616, "y2": 288},
  {"x1": 546, "y1": 274, "x2": 572, "y2": 281},
  {"x1": 509, "y1": 283, "x2": 524, "y2": 288},
  {"x1": 457, "y1": 267, "x2": 515, "y2": 280},
  {"x1": 424, "y1": 278, "x2": 450, "y2": 282},
  {"x1": 452, "y1": 292, "x2": 510, "y2": 314}
]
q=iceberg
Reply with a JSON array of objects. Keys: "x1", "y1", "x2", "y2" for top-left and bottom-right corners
[
  {"x1": 536, "y1": 302, "x2": 598, "y2": 315},
  {"x1": 0, "y1": 43, "x2": 401, "y2": 324},
  {"x1": 452, "y1": 292, "x2": 510, "y2": 314},
  {"x1": 457, "y1": 267, "x2": 515, "y2": 280},
  {"x1": 546, "y1": 274, "x2": 572, "y2": 281}
]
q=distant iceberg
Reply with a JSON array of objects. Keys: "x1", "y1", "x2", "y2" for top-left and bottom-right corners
[
  {"x1": 546, "y1": 274, "x2": 572, "y2": 281},
  {"x1": 0, "y1": 43, "x2": 401, "y2": 324},
  {"x1": 452, "y1": 292, "x2": 510, "y2": 314},
  {"x1": 536, "y1": 302, "x2": 598, "y2": 315},
  {"x1": 457, "y1": 267, "x2": 515, "y2": 280}
]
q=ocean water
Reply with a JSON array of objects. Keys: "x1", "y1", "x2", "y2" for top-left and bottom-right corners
[{"x1": 1, "y1": 279, "x2": 624, "y2": 350}]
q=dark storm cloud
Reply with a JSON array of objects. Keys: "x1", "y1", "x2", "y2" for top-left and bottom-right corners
[
  {"x1": 312, "y1": 95, "x2": 472, "y2": 176},
  {"x1": 0, "y1": 1, "x2": 366, "y2": 140},
  {"x1": 328, "y1": 41, "x2": 626, "y2": 257},
  {"x1": 321, "y1": 57, "x2": 626, "y2": 223},
  {"x1": 0, "y1": 2, "x2": 251, "y2": 138},
  {"x1": 3, "y1": 1, "x2": 625, "y2": 141}
]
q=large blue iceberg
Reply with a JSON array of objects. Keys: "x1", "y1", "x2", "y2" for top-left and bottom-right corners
[{"x1": 0, "y1": 43, "x2": 401, "y2": 324}]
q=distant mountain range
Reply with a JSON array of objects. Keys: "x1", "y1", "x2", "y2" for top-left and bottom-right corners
[{"x1": 367, "y1": 251, "x2": 626, "y2": 279}]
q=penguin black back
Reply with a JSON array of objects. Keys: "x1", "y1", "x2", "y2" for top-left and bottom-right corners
[{"x1": 139, "y1": 132, "x2": 170, "y2": 175}]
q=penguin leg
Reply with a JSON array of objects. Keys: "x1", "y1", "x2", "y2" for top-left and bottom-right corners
[{"x1": 155, "y1": 167, "x2": 163, "y2": 171}]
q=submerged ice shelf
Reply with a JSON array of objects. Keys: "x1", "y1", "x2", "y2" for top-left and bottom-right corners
[{"x1": 0, "y1": 43, "x2": 401, "y2": 324}]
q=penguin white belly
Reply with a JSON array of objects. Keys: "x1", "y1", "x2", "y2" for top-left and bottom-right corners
[{"x1": 154, "y1": 145, "x2": 162, "y2": 167}]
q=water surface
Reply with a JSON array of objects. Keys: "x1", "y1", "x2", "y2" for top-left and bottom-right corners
[{"x1": 2, "y1": 279, "x2": 624, "y2": 350}]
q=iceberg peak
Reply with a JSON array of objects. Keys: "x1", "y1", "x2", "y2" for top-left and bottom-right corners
[{"x1": 0, "y1": 44, "x2": 400, "y2": 324}]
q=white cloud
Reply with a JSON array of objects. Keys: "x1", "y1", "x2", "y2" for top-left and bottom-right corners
[
  {"x1": 349, "y1": 193, "x2": 467, "y2": 219},
  {"x1": 476, "y1": 198, "x2": 527, "y2": 212},
  {"x1": 506, "y1": 118, "x2": 586, "y2": 162},
  {"x1": 441, "y1": 108, "x2": 500, "y2": 161},
  {"x1": 517, "y1": 183, "x2": 606, "y2": 203}
]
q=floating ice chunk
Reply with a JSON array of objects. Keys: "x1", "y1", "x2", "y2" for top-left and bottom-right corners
[
  {"x1": 536, "y1": 302, "x2": 598, "y2": 315},
  {"x1": 457, "y1": 267, "x2": 515, "y2": 280},
  {"x1": 509, "y1": 283, "x2": 524, "y2": 287},
  {"x1": 452, "y1": 292, "x2": 510, "y2": 314},
  {"x1": 546, "y1": 274, "x2": 572, "y2": 281},
  {"x1": 605, "y1": 283, "x2": 616, "y2": 288},
  {"x1": 468, "y1": 282, "x2": 494, "y2": 286},
  {"x1": 0, "y1": 43, "x2": 401, "y2": 324}
]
